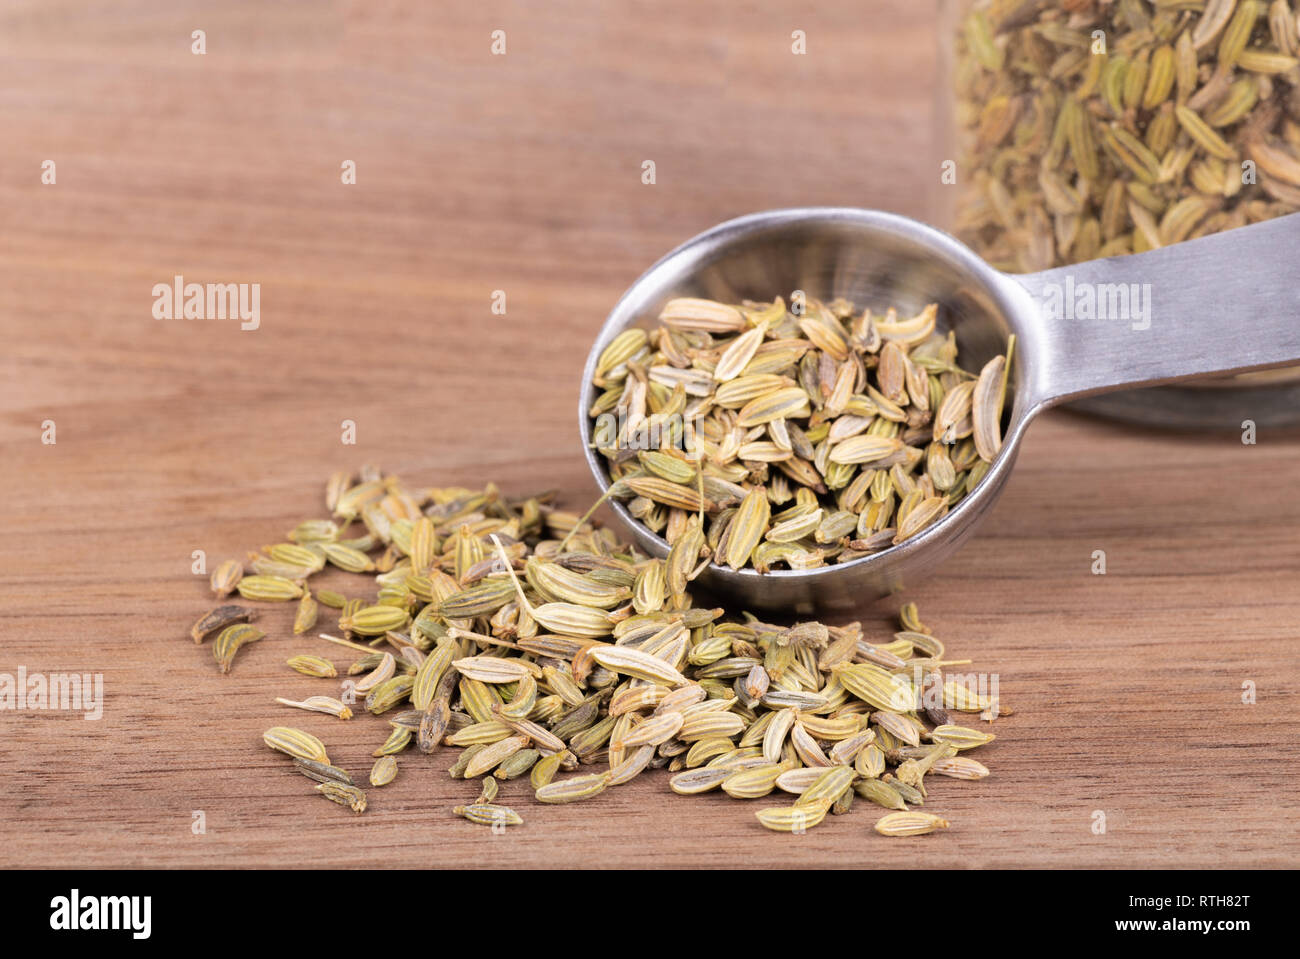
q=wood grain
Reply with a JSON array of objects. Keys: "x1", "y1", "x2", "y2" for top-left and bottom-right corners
[{"x1": 1, "y1": 0, "x2": 1297, "y2": 868}]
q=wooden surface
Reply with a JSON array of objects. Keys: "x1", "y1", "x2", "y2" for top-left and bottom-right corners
[{"x1": 2, "y1": 1, "x2": 1297, "y2": 869}]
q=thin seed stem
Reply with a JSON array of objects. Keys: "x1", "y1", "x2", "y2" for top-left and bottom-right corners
[
  {"x1": 317, "y1": 632, "x2": 375, "y2": 654},
  {"x1": 557, "y1": 490, "x2": 613, "y2": 553}
]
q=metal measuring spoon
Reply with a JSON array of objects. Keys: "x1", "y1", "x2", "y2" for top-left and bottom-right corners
[{"x1": 579, "y1": 208, "x2": 1300, "y2": 613}]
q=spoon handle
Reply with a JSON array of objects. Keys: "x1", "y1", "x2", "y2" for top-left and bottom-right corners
[{"x1": 1006, "y1": 211, "x2": 1300, "y2": 412}]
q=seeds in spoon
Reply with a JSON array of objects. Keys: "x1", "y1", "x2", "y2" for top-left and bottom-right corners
[{"x1": 589, "y1": 296, "x2": 1005, "y2": 572}]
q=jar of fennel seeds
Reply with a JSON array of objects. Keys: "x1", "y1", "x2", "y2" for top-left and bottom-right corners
[{"x1": 941, "y1": 0, "x2": 1300, "y2": 427}]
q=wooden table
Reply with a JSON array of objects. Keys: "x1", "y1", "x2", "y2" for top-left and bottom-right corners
[{"x1": 2, "y1": 0, "x2": 1296, "y2": 869}]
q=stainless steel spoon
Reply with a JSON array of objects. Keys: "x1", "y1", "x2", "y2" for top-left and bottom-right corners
[{"x1": 579, "y1": 208, "x2": 1300, "y2": 613}]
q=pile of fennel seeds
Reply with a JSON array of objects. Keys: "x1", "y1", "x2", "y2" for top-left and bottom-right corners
[{"x1": 191, "y1": 468, "x2": 1009, "y2": 835}]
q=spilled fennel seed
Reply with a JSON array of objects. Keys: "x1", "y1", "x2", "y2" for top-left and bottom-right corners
[{"x1": 192, "y1": 469, "x2": 1010, "y2": 830}]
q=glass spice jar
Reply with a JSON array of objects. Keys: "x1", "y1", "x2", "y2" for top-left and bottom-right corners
[{"x1": 941, "y1": 0, "x2": 1300, "y2": 427}]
